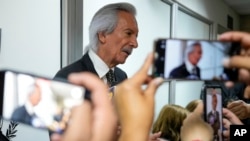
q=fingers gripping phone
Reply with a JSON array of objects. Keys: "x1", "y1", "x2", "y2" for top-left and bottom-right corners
[
  {"x1": 0, "y1": 69, "x2": 85, "y2": 137},
  {"x1": 202, "y1": 84, "x2": 224, "y2": 141},
  {"x1": 152, "y1": 38, "x2": 241, "y2": 81}
]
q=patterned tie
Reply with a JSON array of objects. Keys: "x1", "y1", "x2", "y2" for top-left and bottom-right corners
[
  {"x1": 192, "y1": 67, "x2": 197, "y2": 75},
  {"x1": 106, "y1": 69, "x2": 115, "y2": 87}
]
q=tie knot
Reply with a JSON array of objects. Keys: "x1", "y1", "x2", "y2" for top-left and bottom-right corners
[
  {"x1": 106, "y1": 69, "x2": 115, "y2": 87},
  {"x1": 192, "y1": 67, "x2": 197, "y2": 74}
]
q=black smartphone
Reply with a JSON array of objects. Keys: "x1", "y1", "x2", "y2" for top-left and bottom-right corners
[
  {"x1": 152, "y1": 38, "x2": 241, "y2": 81},
  {"x1": 0, "y1": 69, "x2": 85, "y2": 140},
  {"x1": 202, "y1": 84, "x2": 224, "y2": 141}
]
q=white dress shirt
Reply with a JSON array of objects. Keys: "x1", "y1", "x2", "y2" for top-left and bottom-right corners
[
  {"x1": 184, "y1": 59, "x2": 196, "y2": 74},
  {"x1": 88, "y1": 49, "x2": 114, "y2": 84}
]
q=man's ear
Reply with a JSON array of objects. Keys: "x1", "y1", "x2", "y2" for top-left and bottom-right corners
[{"x1": 98, "y1": 32, "x2": 106, "y2": 44}]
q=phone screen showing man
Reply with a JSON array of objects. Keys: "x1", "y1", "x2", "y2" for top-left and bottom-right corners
[
  {"x1": 205, "y1": 87, "x2": 223, "y2": 141},
  {"x1": 0, "y1": 70, "x2": 85, "y2": 141},
  {"x1": 152, "y1": 39, "x2": 240, "y2": 81}
]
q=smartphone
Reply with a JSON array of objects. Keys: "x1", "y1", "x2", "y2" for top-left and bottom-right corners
[
  {"x1": 202, "y1": 84, "x2": 224, "y2": 141},
  {"x1": 152, "y1": 38, "x2": 241, "y2": 81},
  {"x1": 0, "y1": 69, "x2": 85, "y2": 140}
]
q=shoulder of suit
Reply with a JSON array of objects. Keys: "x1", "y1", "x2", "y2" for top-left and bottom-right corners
[
  {"x1": 114, "y1": 67, "x2": 125, "y2": 73},
  {"x1": 114, "y1": 67, "x2": 127, "y2": 77},
  {"x1": 54, "y1": 54, "x2": 90, "y2": 79},
  {"x1": 60, "y1": 54, "x2": 90, "y2": 71}
]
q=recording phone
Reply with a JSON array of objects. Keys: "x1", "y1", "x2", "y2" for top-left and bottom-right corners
[
  {"x1": 202, "y1": 84, "x2": 224, "y2": 141},
  {"x1": 0, "y1": 69, "x2": 85, "y2": 136},
  {"x1": 152, "y1": 38, "x2": 241, "y2": 81}
]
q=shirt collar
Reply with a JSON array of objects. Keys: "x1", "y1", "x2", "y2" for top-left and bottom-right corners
[
  {"x1": 25, "y1": 100, "x2": 35, "y2": 115},
  {"x1": 88, "y1": 49, "x2": 114, "y2": 78},
  {"x1": 185, "y1": 59, "x2": 195, "y2": 74}
]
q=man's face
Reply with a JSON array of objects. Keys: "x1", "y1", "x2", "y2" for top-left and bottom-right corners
[
  {"x1": 30, "y1": 85, "x2": 42, "y2": 106},
  {"x1": 97, "y1": 11, "x2": 138, "y2": 67},
  {"x1": 212, "y1": 94, "x2": 217, "y2": 110},
  {"x1": 188, "y1": 45, "x2": 202, "y2": 66}
]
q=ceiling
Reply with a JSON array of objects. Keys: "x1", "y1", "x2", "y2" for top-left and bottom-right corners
[{"x1": 223, "y1": 0, "x2": 250, "y2": 15}]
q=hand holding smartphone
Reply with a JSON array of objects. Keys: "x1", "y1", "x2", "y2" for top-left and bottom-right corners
[
  {"x1": 0, "y1": 69, "x2": 86, "y2": 135},
  {"x1": 152, "y1": 38, "x2": 241, "y2": 81},
  {"x1": 202, "y1": 84, "x2": 224, "y2": 141}
]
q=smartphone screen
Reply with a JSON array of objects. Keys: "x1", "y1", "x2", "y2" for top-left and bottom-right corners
[
  {"x1": 0, "y1": 70, "x2": 85, "y2": 136},
  {"x1": 152, "y1": 39, "x2": 241, "y2": 81},
  {"x1": 203, "y1": 85, "x2": 223, "y2": 141}
]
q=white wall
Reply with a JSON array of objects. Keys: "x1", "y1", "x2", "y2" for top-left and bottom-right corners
[
  {"x1": 0, "y1": 0, "x2": 61, "y2": 78},
  {"x1": 176, "y1": 11, "x2": 210, "y2": 39},
  {"x1": 1, "y1": 119, "x2": 50, "y2": 141},
  {"x1": 154, "y1": 82, "x2": 170, "y2": 121},
  {"x1": 176, "y1": 0, "x2": 240, "y2": 31}
]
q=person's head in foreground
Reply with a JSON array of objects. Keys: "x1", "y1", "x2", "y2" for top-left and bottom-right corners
[
  {"x1": 181, "y1": 113, "x2": 213, "y2": 141},
  {"x1": 152, "y1": 104, "x2": 190, "y2": 141}
]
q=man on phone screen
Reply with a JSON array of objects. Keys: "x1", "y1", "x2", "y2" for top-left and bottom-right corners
[
  {"x1": 169, "y1": 42, "x2": 202, "y2": 79},
  {"x1": 207, "y1": 89, "x2": 221, "y2": 141}
]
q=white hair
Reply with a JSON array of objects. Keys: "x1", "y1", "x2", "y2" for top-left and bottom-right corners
[
  {"x1": 86, "y1": 2, "x2": 137, "y2": 53},
  {"x1": 184, "y1": 42, "x2": 202, "y2": 60}
]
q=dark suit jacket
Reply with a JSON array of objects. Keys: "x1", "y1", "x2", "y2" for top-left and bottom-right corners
[
  {"x1": 169, "y1": 63, "x2": 200, "y2": 79},
  {"x1": 11, "y1": 105, "x2": 33, "y2": 125},
  {"x1": 54, "y1": 52, "x2": 127, "y2": 86},
  {"x1": 207, "y1": 110, "x2": 220, "y2": 140}
]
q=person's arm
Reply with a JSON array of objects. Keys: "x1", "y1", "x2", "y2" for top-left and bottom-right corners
[{"x1": 114, "y1": 53, "x2": 163, "y2": 141}]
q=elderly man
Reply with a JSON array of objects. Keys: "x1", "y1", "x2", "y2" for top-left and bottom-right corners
[{"x1": 54, "y1": 2, "x2": 138, "y2": 87}]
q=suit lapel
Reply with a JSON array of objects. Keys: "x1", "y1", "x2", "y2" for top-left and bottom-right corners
[{"x1": 80, "y1": 53, "x2": 98, "y2": 76}]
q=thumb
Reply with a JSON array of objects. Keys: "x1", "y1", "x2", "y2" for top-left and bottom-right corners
[
  {"x1": 223, "y1": 56, "x2": 250, "y2": 69},
  {"x1": 244, "y1": 85, "x2": 250, "y2": 99}
]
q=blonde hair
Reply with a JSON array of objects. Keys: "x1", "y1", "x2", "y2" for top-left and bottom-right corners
[
  {"x1": 185, "y1": 99, "x2": 202, "y2": 112},
  {"x1": 152, "y1": 104, "x2": 190, "y2": 141}
]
